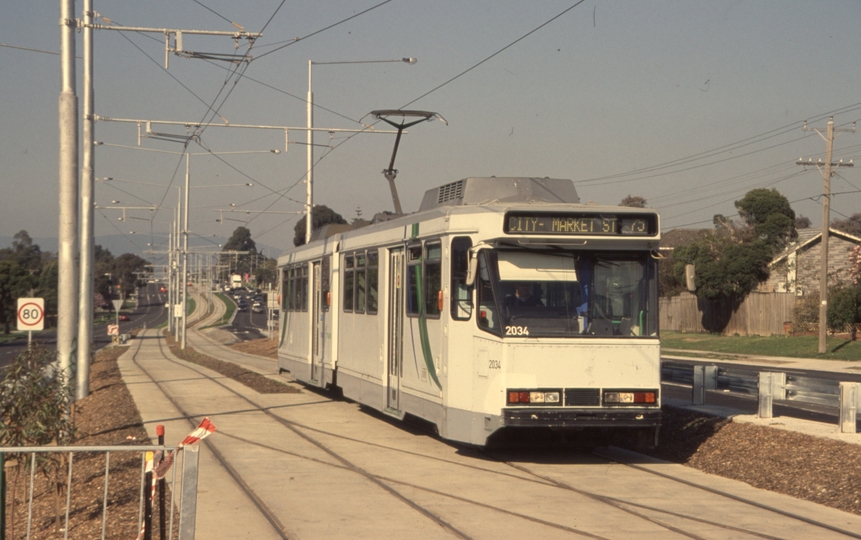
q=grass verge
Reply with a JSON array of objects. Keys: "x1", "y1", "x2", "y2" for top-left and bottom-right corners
[
  {"x1": 162, "y1": 330, "x2": 298, "y2": 394},
  {"x1": 201, "y1": 293, "x2": 235, "y2": 329},
  {"x1": 661, "y1": 331, "x2": 861, "y2": 361}
]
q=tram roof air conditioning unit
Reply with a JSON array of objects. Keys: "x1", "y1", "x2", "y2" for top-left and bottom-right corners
[{"x1": 418, "y1": 177, "x2": 580, "y2": 211}]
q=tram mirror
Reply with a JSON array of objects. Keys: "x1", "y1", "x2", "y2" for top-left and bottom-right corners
[
  {"x1": 466, "y1": 252, "x2": 479, "y2": 287},
  {"x1": 685, "y1": 264, "x2": 696, "y2": 292}
]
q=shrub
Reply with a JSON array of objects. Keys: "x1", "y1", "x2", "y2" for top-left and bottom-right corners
[{"x1": 0, "y1": 345, "x2": 77, "y2": 535}]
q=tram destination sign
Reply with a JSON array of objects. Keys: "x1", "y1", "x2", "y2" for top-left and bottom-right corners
[{"x1": 504, "y1": 212, "x2": 657, "y2": 237}]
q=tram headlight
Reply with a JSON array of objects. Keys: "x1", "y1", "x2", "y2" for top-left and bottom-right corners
[{"x1": 603, "y1": 390, "x2": 657, "y2": 405}]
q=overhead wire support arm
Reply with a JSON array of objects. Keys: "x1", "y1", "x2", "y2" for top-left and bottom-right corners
[
  {"x1": 92, "y1": 115, "x2": 400, "y2": 149},
  {"x1": 77, "y1": 20, "x2": 262, "y2": 69}
]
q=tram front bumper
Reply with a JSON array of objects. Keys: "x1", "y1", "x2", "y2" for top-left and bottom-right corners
[{"x1": 503, "y1": 408, "x2": 661, "y2": 428}]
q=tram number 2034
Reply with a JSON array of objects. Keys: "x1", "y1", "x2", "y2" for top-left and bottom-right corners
[{"x1": 504, "y1": 325, "x2": 529, "y2": 336}]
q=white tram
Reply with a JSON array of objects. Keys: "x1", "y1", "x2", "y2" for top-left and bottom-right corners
[{"x1": 277, "y1": 177, "x2": 662, "y2": 446}]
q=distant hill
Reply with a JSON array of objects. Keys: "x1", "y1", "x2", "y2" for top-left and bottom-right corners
[{"x1": 0, "y1": 235, "x2": 287, "y2": 260}]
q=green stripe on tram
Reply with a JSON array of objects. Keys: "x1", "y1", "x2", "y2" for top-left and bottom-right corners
[{"x1": 410, "y1": 222, "x2": 442, "y2": 390}]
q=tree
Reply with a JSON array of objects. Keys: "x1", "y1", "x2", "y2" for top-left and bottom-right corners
[
  {"x1": 794, "y1": 215, "x2": 812, "y2": 229},
  {"x1": 111, "y1": 253, "x2": 149, "y2": 297},
  {"x1": 827, "y1": 283, "x2": 861, "y2": 339},
  {"x1": 223, "y1": 226, "x2": 258, "y2": 254},
  {"x1": 0, "y1": 261, "x2": 37, "y2": 333},
  {"x1": 293, "y1": 205, "x2": 348, "y2": 247},
  {"x1": 254, "y1": 257, "x2": 277, "y2": 287},
  {"x1": 0, "y1": 230, "x2": 43, "y2": 273},
  {"x1": 619, "y1": 195, "x2": 646, "y2": 208},
  {"x1": 673, "y1": 232, "x2": 772, "y2": 302},
  {"x1": 93, "y1": 245, "x2": 115, "y2": 300},
  {"x1": 221, "y1": 227, "x2": 258, "y2": 277},
  {"x1": 734, "y1": 188, "x2": 796, "y2": 252},
  {"x1": 850, "y1": 245, "x2": 861, "y2": 286},
  {"x1": 37, "y1": 261, "x2": 58, "y2": 321},
  {"x1": 832, "y1": 213, "x2": 861, "y2": 237}
]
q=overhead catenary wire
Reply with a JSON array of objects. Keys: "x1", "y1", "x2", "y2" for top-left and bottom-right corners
[{"x1": 87, "y1": 4, "x2": 861, "y2": 251}]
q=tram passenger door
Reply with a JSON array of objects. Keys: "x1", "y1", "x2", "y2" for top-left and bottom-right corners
[
  {"x1": 387, "y1": 249, "x2": 404, "y2": 411},
  {"x1": 311, "y1": 262, "x2": 323, "y2": 383}
]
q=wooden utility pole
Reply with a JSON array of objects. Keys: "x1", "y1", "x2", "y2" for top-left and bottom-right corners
[{"x1": 797, "y1": 116, "x2": 855, "y2": 353}]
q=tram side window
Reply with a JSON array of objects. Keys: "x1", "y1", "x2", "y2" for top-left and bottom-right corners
[
  {"x1": 343, "y1": 254, "x2": 354, "y2": 312},
  {"x1": 288, "y1": 268, "x2": 296, "y2": 311},
  {"x1": 425, "y1": 242, "x2": 442, "y2": 318},
  {"x1": 321, "y1": 256, "x2": 330, "y2": 312},
  {"x1": 281, "y1": 270, "x2": 290, "y2": 312},
  {"x1": 301, "y1": 265, "x2": 308, "y2": 311},
  {"x1": 406, "y1": 244, "x2": 422, "y2": 316},
  {"x1": 367, "y1": 250, "x2": 378, "y2": 314},
  {"x1": 450, "y1": 237, "x2": 473, "y2": 320},
  {"x1": 355, "y1": 251, "x2": 366, "y2": 314}
]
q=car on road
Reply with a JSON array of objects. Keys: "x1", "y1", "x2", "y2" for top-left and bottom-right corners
[{"x1": 118, "y1": 314, "x2": 130, "y2": 321}]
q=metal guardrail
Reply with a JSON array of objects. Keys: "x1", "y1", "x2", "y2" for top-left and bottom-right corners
[
  {"x1": 662, "y1": 361, "x2": 861, "y2": 434},
  {"x1": 0, "y1": 444, "x2": 200, "y2": 540}
]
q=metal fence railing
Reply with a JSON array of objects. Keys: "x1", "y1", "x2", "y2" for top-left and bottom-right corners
[
  {"x1": 662, "y1": 361, "x2": 861, "y2": 434},
  {"x1": 1, "y1": 444, "x2": 200, "y2": 540}
]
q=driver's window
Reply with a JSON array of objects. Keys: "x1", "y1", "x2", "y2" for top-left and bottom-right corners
[
  {"x1": 450, "y1": 237, "x2": 473, "y2": 320},
  {"x1": 477, "y1": 253, "x2": 498, "y2": 332}
]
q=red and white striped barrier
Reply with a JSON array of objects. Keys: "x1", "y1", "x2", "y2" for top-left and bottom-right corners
[{"x1": 137, "y1": 418, "x2": 217, "y2": 539}]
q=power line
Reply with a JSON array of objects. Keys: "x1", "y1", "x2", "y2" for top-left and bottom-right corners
[
  {"x1": 402, "y1": 1, "x2": 587, "y2": 108},
  {"x1": 252, "y1": 0, "x2": 394, "y2": 61}
]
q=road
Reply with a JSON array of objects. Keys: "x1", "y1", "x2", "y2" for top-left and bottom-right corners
[
  {"x1": 221, "y1": 288, "x2": 274, "y2": 341},
  {"x1": 661, "y1": 359, "x2": 861, "y2": 429},
  {"x1": 0, "y1": 283, "x2": 168, "y2": 370}
]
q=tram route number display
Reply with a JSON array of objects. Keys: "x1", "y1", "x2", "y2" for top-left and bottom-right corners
[
  {"x1": 17, "y1": 298, "x2": 45, "y2": 332},
  {"x1": 504, "y1": 212, "x2": 656, "y2": 236}
]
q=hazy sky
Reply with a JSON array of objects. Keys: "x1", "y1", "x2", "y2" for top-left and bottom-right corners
[{"x1": 2, "y1": 1, "x2": 861, "y2": 259}]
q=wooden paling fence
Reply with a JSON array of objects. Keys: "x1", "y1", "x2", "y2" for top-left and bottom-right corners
[{"x1": 660, "y1": 291, "x2": 796, "y2": 336}]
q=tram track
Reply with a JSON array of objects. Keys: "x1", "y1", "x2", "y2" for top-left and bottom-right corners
[
  {"x1": 125, "y1": 330, "x2": 861, "y2": 539},
  {"x1": 218, "y1": 412, "x2": 857, "y2": 540},
  {"x1": 129, "y1": 330, "x2": 473, "y2": 539},
  {"x1": 130, "y1": 331, "x2": 291, "y2": 539}
]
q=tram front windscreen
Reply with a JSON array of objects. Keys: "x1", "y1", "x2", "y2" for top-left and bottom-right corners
[{"x1": 475, "y1": 249, "x2": 658, "y2": 338}]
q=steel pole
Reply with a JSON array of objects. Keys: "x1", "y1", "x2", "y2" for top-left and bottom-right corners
[
  {"x1": 818, "y1": 117, "x2": 835, "y2": 354},
  {"x1": 58, "y1": 0, "x2": 80, "y2": 386},
  {"x1": 181, "y1": 154, "x2": 190, "y2": 349},
  {"x1": 306, "y1": 60, "x2": 314, "y2": 245},
  {"x1": 175, "y1": 205, "x2": 181, "y2": 341},
  {"x1": 167, "y1": 228, "x2": 173, "y2": 333},
  {"x1": 77, "y1": 0, "x2": 95, "y2": 399}
]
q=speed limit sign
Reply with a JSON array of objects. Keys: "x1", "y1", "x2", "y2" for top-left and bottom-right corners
[{"x1": 17, "y1": 298, "x2": 45, "y2": 331}]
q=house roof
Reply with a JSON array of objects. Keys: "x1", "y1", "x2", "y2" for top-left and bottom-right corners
[{"x1": 770, "y1": 227, "x2": 861, "y2": 265}]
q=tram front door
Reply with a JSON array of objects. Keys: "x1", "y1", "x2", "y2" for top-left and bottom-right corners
[{"x1": 387, "y1": 249, "x2": 404, "y2": 411}]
